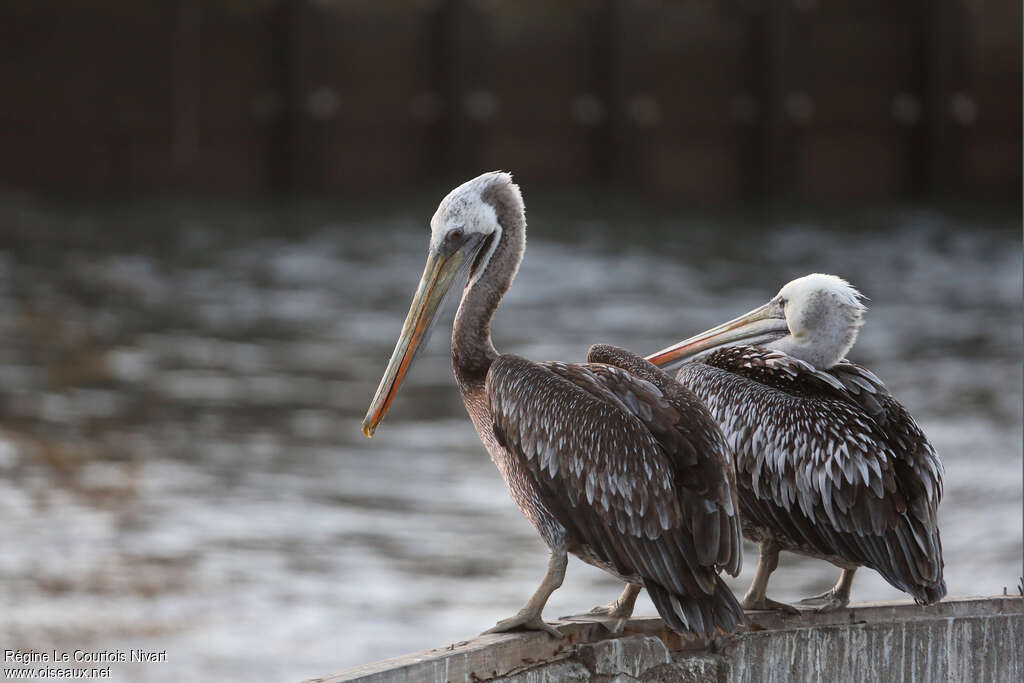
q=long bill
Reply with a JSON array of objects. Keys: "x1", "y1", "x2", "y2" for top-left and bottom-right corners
[
  {"x1": 361, "y1": 248, "x2": 464, "y2": 437},
  {"x1": 645, "y1": 301, "x2": 789, "y2": 370}
]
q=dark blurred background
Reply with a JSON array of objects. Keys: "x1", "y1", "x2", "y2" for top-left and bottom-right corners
[
  {"x1": 0, "y1": 3, "x2": 1020, "y2": 683},
  {"x1": 0, "y1": 0, "x2": 1020, "y2": 203}
]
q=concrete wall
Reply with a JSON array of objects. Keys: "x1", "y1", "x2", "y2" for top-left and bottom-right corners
[{"x1": 311, "y1": 596, "x2": 1022, "y2": 683}]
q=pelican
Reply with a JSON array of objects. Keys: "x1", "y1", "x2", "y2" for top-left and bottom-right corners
[
  {"x1": 646, "y1": 274, "x2": 945, "y2": 612},
  {"x1": 362, "y1": 172, "x2": 744, "y2": 637}
]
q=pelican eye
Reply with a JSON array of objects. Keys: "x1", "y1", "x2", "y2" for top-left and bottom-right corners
[{"x1": 446, "y1": 228, "x2": 464, "y2": 244}]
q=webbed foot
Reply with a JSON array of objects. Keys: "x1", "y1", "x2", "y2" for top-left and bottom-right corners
[
  {"x1": 798, "y1": 588, "x2": 849, "y2": 612},
  {"x1": 575, "y1": 584, "x2": 640, "y2": 633},
  {"x1": 579, "y1": 602, "x2": 631, "y2": 634},
  {"x1": 741, "y1": 596, "x2": 800, "y2": 615},
  {"x1": 483, "y1": 611, "x2": 562, "y2": 638}
]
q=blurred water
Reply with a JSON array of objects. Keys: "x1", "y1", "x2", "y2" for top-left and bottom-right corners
[{"x1": 0, "y1": 198, "x2": 1019, "y2": 682}]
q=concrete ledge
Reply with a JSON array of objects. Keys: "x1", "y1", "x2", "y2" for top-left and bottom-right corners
[{"x1": 309, "y1": 596, "x2": 1022, "y2": 683}]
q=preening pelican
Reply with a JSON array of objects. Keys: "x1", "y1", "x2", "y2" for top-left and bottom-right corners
[
  {"x1": 647, "y1": 274, "x2": 945, "y2": 612},
  {"x1": 362, "y1": 172, "x2": 744, "y2": 637}
]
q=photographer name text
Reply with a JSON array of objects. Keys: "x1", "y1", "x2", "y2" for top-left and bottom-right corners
[{"x1": 5, "y1": 650, "x2": 167, "y2": 665}]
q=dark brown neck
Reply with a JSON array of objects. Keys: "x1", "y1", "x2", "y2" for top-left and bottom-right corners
[{"x1": 451, "y1": 183, "x2": 525, "y2": 390}]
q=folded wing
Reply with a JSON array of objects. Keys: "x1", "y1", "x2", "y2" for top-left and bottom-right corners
[{"x1": 487, "y1": 354, "x2": 744, "y2": 634}]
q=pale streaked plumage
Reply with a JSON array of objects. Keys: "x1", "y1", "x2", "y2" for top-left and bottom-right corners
[{"x1": 648, "y1": 274, "x2": 945, "y2": 612}]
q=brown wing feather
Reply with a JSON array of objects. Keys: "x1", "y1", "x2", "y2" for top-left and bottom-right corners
[
  {"x1": 487, "y1": 354, "x2": 744, "y2": 634},
  {"x1": 679, "y1": 346, "x2": 945, "y2": 603},
  {"x1": 828, "y1": 361, "x2": 944, "y2": 508},
  {"x1": 584, "y1": 343, "x2": 742, "y2": 576}
]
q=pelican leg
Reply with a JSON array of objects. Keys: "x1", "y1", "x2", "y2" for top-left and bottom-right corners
[
  {"x1": 586, "y1": 583, "x2": 642, "y2": 633},
  {"x1": 741, "y1": 541, "x2": 799, "y2": 615},
  {"x1": 798, "y1": 567, "x2": 856, "y2": 612},
  {"x1": 483, "y1": 548, "x2": 567, "y2": 638}
]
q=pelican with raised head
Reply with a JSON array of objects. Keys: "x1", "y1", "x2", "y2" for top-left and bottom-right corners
[
  {"x1": 362, "y1": 172, "x2": 744, "y2": 637},
  {"x1": 647, "y1": 274, "x2": 945, "y2": 613}
]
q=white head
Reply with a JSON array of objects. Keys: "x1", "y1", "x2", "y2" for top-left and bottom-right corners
[
  {"x1": 428, "y1": 171, "x2": 519, "y2": 285},
  {"x1": 647, "y1": 273, "x2": 867, "y2": 370},
  {"x1": 362, "y1": 171, "x2": 523, "y2": 437},
  {"x1": 770, "y1": 274, "x2": 866, "y2": 368}
]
